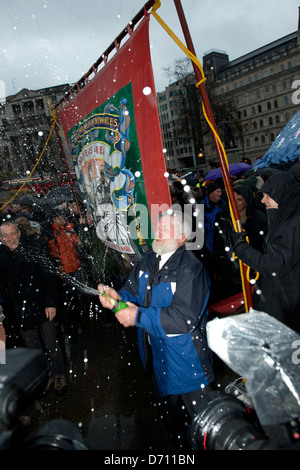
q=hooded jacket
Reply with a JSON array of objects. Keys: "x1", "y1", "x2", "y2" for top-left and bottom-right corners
[
  {"x1": 233, "y1": 172, "x2": 300, "y2": 332},
  {"x1": 233, "y1": 184, "x2": 268, "y2": 251},
  {"x1": 202, "y1": 194, "x2": 227, "y2": 252},
  {"x1": 118, "y1": 246, "x2": 214, "y2": 397},
  {"x1": 48, "y1": 221, "x2": 81, "y2": 274}
]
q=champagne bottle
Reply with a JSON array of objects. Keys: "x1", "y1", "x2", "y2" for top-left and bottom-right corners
[{"x1": 101, "y1": 291, "x2": 128, "y2": 313}]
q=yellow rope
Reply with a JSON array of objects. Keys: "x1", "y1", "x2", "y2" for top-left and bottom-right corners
[
  {"x1": 0, "y1": 116, "x2": 57, "y2": 211},
  {"x1": 48, "y1": 102, "x2": 67, "y2": 139},
  {"x1": 151, "y1": 1, "x2": 257, "y2": 311}
]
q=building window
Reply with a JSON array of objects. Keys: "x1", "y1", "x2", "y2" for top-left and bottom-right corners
[{"x1": 12, "y1": 104, "x2": 21, "y2": 116}]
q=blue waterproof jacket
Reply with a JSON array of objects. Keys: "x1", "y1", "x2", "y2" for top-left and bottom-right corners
[
  {"x1": 202, "y1": 195, "x2": 225, "y2": 252},
  {"x1": 119, "y1": 246, "x2": 214, "y2": 397}
]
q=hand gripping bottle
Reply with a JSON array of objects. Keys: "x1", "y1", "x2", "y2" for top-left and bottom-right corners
[{"x1": 101, "y1": 291, "x2": 128, "y2": 313}]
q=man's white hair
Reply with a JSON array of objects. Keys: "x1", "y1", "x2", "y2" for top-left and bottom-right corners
[
  {"x1": 159, "y1": 208, "x2": 193, "y2": 241},
  {"x1": 0, "y1": 220, "x2": 20, "y2": 235}
]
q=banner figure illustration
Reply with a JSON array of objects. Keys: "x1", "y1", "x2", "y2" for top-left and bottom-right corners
[{"x1": 57, "y1": 13, "x2": 171, "y2": 257}]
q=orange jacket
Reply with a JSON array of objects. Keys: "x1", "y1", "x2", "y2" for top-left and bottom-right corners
[{"x1": 48, "y1": 221, "x2": 81, "y2": 274}]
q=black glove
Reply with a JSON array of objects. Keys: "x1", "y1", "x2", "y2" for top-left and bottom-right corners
[{"x1": 231, "y1": 230, "x2": 248, "y2": 249}]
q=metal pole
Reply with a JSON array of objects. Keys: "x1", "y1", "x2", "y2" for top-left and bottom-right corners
[{"x1": 173, "y1": 0, "x2": 253, "y2": 308}]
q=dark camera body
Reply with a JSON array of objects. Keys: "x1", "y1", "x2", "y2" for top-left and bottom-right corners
[
  {"x1": 0, "y1": 348, "x2": 88, "y2": 450},
  {"x1": 188, "y1": 390, "x2": 300, "y2": 451}
]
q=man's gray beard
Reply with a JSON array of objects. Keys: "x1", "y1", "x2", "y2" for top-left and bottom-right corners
[{"x1": 152, "y1": 238, "x2": 180, "y2": 255}]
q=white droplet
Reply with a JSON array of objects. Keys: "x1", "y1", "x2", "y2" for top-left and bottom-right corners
[{"x1": 143, "y1": 86, "x2": 152, "y2": 96}]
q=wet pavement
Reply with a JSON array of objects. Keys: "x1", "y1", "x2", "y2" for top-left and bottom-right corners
[
  {"x1": 25, "y1": 299, "x2": 172, "y2": 450},
  {"x1": 14, "y1": 296, "x2": 237, "y2": 451}
]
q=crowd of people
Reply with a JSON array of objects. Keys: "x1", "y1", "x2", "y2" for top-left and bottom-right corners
[
  {"x1": 99, "y1": 161, "x2": 300, "y2": 448},
  {"x1": 0, "y1": 195, "x2": 120, "y2": 395},
  {"x1": 0, "y1": 159, "x2": 299, "y2": 449}
]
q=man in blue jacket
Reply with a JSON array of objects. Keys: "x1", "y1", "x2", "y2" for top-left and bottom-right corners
[{"x1": 99, "y1": 209, "x2": 214, "y2": 448}]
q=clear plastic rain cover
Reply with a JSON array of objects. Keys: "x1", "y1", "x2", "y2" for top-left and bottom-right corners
[{"x1": 206, "y1": 309, "x2": 300, "y2": 426}]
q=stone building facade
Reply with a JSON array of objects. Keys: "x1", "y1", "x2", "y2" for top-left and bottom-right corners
[
  {"x1": 203, "y1": 29, "x2": 300, "y2": 168},
  {"x1": 157, "y1": 20, "x2": 300, "y2": 172},
  {"x1": 0, "y1": 84, "x2": 72, "y2": 183}
]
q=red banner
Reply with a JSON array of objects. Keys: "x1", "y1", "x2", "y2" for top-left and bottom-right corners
[{"x1": 57, "y1": 13, "x2": 171, "y2": 257}]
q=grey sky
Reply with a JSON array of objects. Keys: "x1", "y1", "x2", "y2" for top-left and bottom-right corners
[{"x1": 0, "y1": 0, "x2": 299, "y2": 98}]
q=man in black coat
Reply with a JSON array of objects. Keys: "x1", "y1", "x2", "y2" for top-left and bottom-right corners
[
  {"x1": 0, "y1": 220, "x2": 66, "y2": 393},
  {"x1": 231, "y1": 172, "x2": 300, "y2": 333}
]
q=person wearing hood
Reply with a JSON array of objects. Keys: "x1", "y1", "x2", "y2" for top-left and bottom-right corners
[
  {"x1": 231, "y1": 172, "x2": 300, "y2": 333},
  {"x1": 233, "y1": 184, "x2": 268, "y2": 251},
  {"x1": 48, "y1": 210, "x2": 86, "y2": 312},
  {"x1": 199, "y1": 182, "x2": 242, "y2": 302},
  {"x1": 201, "y1": 182, "x2": 228, "y2": 252}
]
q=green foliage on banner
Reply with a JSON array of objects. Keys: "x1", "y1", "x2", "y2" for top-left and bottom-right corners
[{"x1": 67, "y1": 83, "x2": 152, "y2": 255}]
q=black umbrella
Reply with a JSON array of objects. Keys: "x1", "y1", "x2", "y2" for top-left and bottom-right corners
[
  {"x1": 39, "y1": 183, "x2": 83, "y2": 209},
  {"x1": 18, "y1": 195, "x2": 41, "y2": 207},
  {"x1": 247, "y1": 167, "x2": 282, "y2": 177}
]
